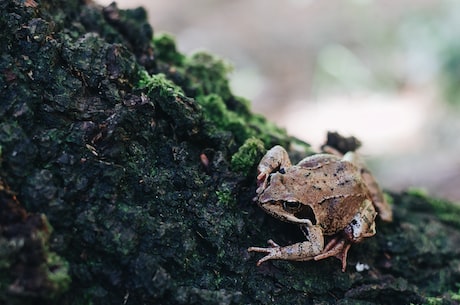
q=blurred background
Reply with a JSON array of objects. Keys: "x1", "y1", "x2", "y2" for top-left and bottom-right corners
[{"x1": 97, "y1": 0, "x2": 460, "y2": 202}]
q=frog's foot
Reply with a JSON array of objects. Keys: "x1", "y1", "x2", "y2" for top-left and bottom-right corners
[
  {"x1": 256, "y1": 145, "x2": 292, "y2": 193},
  {"x1": 248, "y1": 239, "x2": 283, "y2": 266},
  {"x1": 314, "y1": 236, "x2": 351, "y2": 272},
  {"x1": 255, "y1": 171, "x2": 270, "y2": 194}
]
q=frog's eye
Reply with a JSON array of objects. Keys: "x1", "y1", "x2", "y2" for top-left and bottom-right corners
[{"x1": 283, "y1": 201, "x2": 301, "y2": 212}]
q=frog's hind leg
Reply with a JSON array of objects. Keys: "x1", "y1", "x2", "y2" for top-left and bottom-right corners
[
  {"x1": 248, "y1": 238, "x2": 324, "y2": 266},
  {"x1": 314, "y1": 236, "x2": 351, "y2": 272}
]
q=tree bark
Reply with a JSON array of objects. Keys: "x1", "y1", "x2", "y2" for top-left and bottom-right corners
[{"x1": 1, "y1": 1, "x2": 459, "y2": 304}]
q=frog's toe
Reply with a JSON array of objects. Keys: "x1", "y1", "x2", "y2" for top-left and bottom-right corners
[
  {"x1": 248, "y1": 245, "x2": 281, "y2": 266},
  {"x1": 314, "y1": 238, "x2": 351, "y2": 272}
]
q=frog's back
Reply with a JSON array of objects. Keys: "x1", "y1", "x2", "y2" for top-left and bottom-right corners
[{"x1": 288, "y1": 159, "x2": 368, "y2": 234}]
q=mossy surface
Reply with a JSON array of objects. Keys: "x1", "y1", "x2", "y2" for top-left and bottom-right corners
[
  {"x1": 1, "y1": 1, "x2": 460, "y2": 305},
  {"x1": 0, "y1": 179, "x2": 70, "y2": 304}
]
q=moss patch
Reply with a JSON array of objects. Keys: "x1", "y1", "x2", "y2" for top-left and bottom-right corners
[
  {"x1": 231, "y1": 137, "x2": 266, "y2": 176},
  {"x1": 406, "y1": 189, "x2": 460, "y2": 229}
]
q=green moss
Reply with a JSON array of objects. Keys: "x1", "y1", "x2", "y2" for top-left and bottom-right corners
[
  {"x1": 248, "y1": 112, "x2": 292, "y2": 148},
  {"x1": 184, "y1": 52, "x2": 234, "y2": 100},
  {"x1": 196, "y1": 93, "x2": 291, "y2": 148},
  {"x1": 46, "y1": 252, "x2": 71, "y2": 297},
  {"x1": 451, "y1": 284, "x2": 460, "y2": 301},
  {"x1": 138, "y1": 70, "x2": 185, "y2": 96},
  {"x1": 406, "y1": 187, "x2": 429, "y2": 197},
  {"x1": 140, "y1": 67, "x2": 290, "y2": 148},
  {"x1": 149, "y1": 38, "x2": 291, "y2": 148},
  {"x1": 198, "y1": 94, "x2": 253, "y2": 144},
  {"x1": 423, "y1": 297, "x2": 444, "y2": 305},
  {"x1": 153, "y1": 33, "x2": 185, "y2": 66},
  {"x1": 231, "y1": 137, "x2": 265, "y2": 176},
  {"x1": 406, "y1": 189, "x2": 460, "y2": 229},
  {"x1": 216, "y1": 184, "x2": 235, "y2": 206},
  {"x1": 138, "y1": 70, "x2": 202, "y2": 136},
  {"x1": 427, "y1": 198, "x2": 460, "y2": 229}
]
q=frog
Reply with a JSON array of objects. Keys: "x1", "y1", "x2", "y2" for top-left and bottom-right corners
[{"x1": 247, "y1": 145, "x2": 392, "y2": 271}]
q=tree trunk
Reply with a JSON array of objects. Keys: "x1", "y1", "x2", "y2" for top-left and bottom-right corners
[{"x1": 1, "y1": 1, "x2": 459, "y2": 304}]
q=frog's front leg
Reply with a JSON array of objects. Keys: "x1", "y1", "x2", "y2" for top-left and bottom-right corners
[
  {"x1": 256, "y1": 145, "x2": 292, "y2": 194},
  {"x1": 248, "y1": 224, "x2": 324, "y2": 265}
]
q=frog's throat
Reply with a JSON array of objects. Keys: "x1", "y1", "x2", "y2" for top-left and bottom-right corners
[
  {"x1": 259, "y1": 201, "x2": 313, "y2": 225},
  {"x1": 284, "y1": 214, "x2": 313, "y2": 225}
]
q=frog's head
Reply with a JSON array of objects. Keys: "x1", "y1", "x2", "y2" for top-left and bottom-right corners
[
  {"x1": 256, "y1": 172, "x2": 316, "y2": 225},
  {"x1": 257, "y1": 199, "x2": 316, "y2": 225}
]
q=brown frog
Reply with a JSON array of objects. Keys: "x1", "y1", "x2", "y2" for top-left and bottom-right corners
[{"x1": 248, "y1": 145, "x2": 392, "y2": 271}]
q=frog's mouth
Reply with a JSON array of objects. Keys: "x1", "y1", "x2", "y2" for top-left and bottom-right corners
[{"x1": 260, "y1": 201, "x2": 315, "y2": 225}]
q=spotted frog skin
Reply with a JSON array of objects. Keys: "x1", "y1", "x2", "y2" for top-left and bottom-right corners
[{"x1": 248, "y1": 145, "x2": 392, "y2": 271}]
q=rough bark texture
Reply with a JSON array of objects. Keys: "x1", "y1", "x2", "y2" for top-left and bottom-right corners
[{"x1": 1, "y1": 1, "x2": 460, "y2": 304}]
